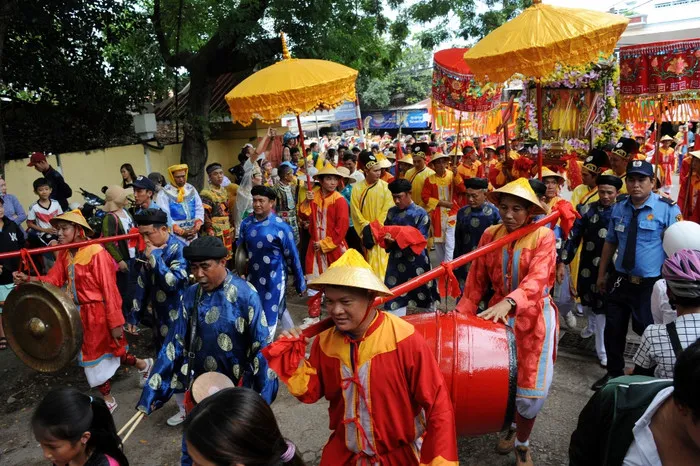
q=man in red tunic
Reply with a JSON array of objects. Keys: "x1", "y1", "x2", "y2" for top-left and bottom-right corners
[
  {"x1": 13, "y1": 210, "x2": 153, "y2": 413},
  {"x1": 457, "y1": 179, "x2": 558, "y2": 466},
  {"x1": 265, "y1": 249, "x2": 458, "y2": 465}
]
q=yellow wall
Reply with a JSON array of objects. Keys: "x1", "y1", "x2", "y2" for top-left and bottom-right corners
[{"x1": 3, "y1": 137, "x2": 262, "y2": 216}]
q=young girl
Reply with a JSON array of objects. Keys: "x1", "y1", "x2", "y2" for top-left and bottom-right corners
[
  {"x1": 32, "y1": 387, "x2": 129, "y2": 466},
  {"x1": 184, "y1": 387, "x2": 304, "y2": 466}
]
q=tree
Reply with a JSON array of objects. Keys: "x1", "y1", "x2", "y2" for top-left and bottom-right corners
[
  {"x1": 0, "y1": 1, "x2": 169, "y2": 166},
  {"x1": 360, "y1": 46, "x2": 432, "y2": 109}
]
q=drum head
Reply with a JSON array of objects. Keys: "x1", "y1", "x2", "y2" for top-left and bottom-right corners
[
  {"x1": 191, "y1": 372, "x2": 235, "y2": 403},
  {"x1": 2, "y1": 281, "x2": 83, "y2": 372}
]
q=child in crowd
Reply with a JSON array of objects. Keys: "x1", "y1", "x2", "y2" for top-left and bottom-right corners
[
  {"x1": 184, "y1": 387, "x2": 304, "y2": 466},
  {"x1": 26, "y1": 177, "x2": 63, "y2": 271},
  {"x1": 32, "y1": 387, "x2": 129, "y2": 466}
]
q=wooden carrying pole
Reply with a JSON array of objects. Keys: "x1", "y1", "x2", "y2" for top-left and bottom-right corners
[
  {"x1": 296, "y1": 115, "x2": 324, "y2": 274},
  {"x1": 299, "y1": 210, "x2": 562, "y2": 338}
]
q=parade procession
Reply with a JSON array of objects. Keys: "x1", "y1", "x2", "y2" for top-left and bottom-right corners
[{"x1": 3, "y1": 1, "x2": 700, "y2": 465}]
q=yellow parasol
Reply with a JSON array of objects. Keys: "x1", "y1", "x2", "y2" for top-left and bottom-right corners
[
  {"x1": 464, "y1": 0, "x2": 628, "y2": 177},
  {"x1": 225, "y1": 34, "x2": 358, "y2": 126},
  {"x1": 226, "y1": 33, "x2": 359, "y2": 273}
]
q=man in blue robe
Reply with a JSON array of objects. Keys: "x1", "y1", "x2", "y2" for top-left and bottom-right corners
[
  {"x1": 130, "y1": 209, "x2": 190, "y2": 426},
  {"x1": 238, "y1": 185, "x2": 305, "y2": 335},
  {"x1": 137, "y1": 236, "x2": 277, "y2": 465},
  {"x1": 383, "y1": 179, "x2": 439, "y2": 316},
  {"x1": 454, "y1": 177, "x2": 501, "y2": 288},
  {"x1": 131, "y1": 209, "x2": 189, "y2": 349}
]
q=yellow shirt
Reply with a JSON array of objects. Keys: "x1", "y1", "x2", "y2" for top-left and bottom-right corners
[
  {"x1": 571, "y1": 184, "x2": 599, "y2": 207},
  {"x1": 350, "y1": 179, "x2": 393, "y2": 280},
  {"x1": 405, "y1": 166, "x2": 435, "y2": 209}
]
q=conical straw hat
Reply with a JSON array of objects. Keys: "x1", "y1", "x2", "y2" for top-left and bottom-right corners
[
  {"x1": 308, "y1": 249, "x2": 393, "y2": 296},
  {"x1": 50, "y1": 209, "x2": 94, "y2": 234},
  {"x1": 486, "y1": 178, "x2": 548, "y2": 215},
  {"x1": 541, "y1": 166, "x2": 564, "y2": 181},
  {"x1": 398, "y1": 155, "x2": 414, "y2": 166},
  {"x1": 313, "y1": 165, "x2": 344, "y2": 181}
]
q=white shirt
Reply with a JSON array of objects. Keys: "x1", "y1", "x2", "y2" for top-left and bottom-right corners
[
  {"x1": 350, "y1": 169, "x2": 365, "y2": 183},
  {"x1": 623, "y1": 386, "x2": 673, "y2": 466},
  {"x1": 651, "y1": 279, "x2": 677, "y2": 324}
]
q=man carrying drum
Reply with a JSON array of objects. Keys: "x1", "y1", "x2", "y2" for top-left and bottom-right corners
[
  {"x1": 265, "y1": 249, "x2": 458, "y2": 465},
  {"x1": 456, "y1": 178, "x2": 559, "y2": 466}
]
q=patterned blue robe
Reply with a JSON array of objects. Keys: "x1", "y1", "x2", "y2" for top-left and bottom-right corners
[
  {"x1": 384, "y1": 203, "x2": 439, "y2": 310},
  {"x1": 238, "y1": 213, "x2": 306, "y2": 331},
  {"x1": 137, "y1": 271, "x2": 278, "y2": 415},
  {"x1": 129, "y1": 234, "x2": 189, "y2": 348},
  {"x1": 453, "y1": 201, "x2": 501, "y2": 283},
  {"x1": 561, "y1": 201, "x2": 614, "y2": 311}
]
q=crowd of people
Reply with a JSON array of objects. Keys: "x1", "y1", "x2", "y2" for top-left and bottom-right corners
[{"x1": 1, "y1": 124, "x2": 700, "y2": 466}]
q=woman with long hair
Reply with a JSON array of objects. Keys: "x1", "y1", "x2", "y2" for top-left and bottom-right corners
[
  {"x1": 185, "y1": 387, "x2": 304, "y2": 466},
  {"x1": 32, "y1": 387, "x2": 129, "y2": 466},
  {"x1": 120, "y1": 164, "x2": 136, "y2": 189}
]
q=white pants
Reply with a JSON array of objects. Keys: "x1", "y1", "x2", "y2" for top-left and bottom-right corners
[
  {"x1": 388, "y1": 307, "x2": 407, "y2": 317},
  {"x1": 515, "y1": 301, "x2": 556, "y2": 420},
  {"x1": 584, "y1": 307, "x2": 607, "y2": 362},
  {"x1": 175, "y1": 392, "x2": 186, "y2": 414},
  {"x1": 434, "y1": 226, "x2": 455, "y2": 265}
]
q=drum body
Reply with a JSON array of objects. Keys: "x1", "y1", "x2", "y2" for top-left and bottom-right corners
[{"x1": 404, "y1": 311, "x2": 517, "y2": 436}]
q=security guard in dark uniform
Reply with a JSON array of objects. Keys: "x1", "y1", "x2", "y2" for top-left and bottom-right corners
[{"x1": 593, "y1": 160, "x2": 682, "y2": 390}]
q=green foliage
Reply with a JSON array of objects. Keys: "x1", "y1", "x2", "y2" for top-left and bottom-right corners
[
  {"x1": 1, "y1": 1, "x2": 170, "y2": 157},
  {"x1": 360, "y1": 45, "x2": 432, "y2": 109}
]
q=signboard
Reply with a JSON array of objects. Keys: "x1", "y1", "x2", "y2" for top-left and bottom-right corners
[{"x1": 362, "y1": 110, "x2": 430, "y2": 130}]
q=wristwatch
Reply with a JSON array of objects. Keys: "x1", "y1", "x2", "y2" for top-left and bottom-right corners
[{"x1": 505, "y1": 298, "x2": 516, "y2": 311}]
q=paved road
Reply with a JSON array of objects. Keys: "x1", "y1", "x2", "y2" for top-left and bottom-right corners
[{"x1": 2, "y1": 178, "x2": 678, "y2": 465}]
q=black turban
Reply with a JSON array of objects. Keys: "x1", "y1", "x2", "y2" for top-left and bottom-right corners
[
  {"x1": 464, "y1": 177, "x2": 488, "y2": 190},
  {"x1": 388, "y1": 178, "x2": 412, "y2": 194},
  {"x1": 251, "y1": 185, "x2": 276, "y2": 200},
  {"x1": 596, "y1": 174, "x2": 623, "y2": 190},
  {"x1": 133, "y1": 208, "x2": 168, "y2": 226},
  {"x1": 528, "y1": 179, "x2": 547, "y2": 198},
  {"x1": 184, "y1": 236, "x2": 228, "y2": 262},
  {"x1": 206, "y1": 163, "x2": 223, "y2": 175}
]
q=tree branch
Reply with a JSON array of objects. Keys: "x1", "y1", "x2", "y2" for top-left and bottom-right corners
[{"x1": 152, "y1": 0, "x2": 194, "y2": 68}]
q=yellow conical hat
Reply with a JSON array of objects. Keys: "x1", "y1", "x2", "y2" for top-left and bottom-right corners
[
  {"x1": 541, "y1": 166, "x2": 565, "y2": 181},
  {"x1": 313, "y1": 165, "x2": 343, "y2": 181},
  {"x1": 486, "y1": 178, "x2": 548, "y2": 215},
  {"x1": 308, "y1": 249, "x2": 393, "y2": 296},
  {"x1": 398, "y1": 155, "x2": 414, "y2": 166},
  {"x1": 50, "y1": 209, "x2": 94, "y2": 234}
]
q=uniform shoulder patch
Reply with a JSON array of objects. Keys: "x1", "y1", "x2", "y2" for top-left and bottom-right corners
[
  {"x1": 676, "y1": 214, "x2": 683, "y2": 222},
  {"x1": 658, "y1": 195, "x2": 676, "y2": 206}
]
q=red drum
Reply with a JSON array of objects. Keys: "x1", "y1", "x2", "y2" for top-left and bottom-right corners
[{"x1": 404, "y1": 311, "x2": 517, "y2": 436}]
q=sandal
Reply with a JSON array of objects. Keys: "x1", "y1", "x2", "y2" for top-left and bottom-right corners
[
  {"x1": 123, "y1": 325, "x2": 140, "y2": 336},
  {"x1": 0, "y1": 337, "x2": 8, "y2": 350}
]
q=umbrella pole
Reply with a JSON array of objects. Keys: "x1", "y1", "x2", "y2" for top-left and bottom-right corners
[
  {"x1": 454, "y1": 113, "x2": 462, "y2": 167},
  {"x1": 296, "y1": 114, "x2": 324, "y2": 276},
  {"x1": 536, "y1": 82, "x2": 544, "y2": 180}
]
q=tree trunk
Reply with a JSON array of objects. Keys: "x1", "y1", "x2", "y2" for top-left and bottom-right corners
[
  {"x1": 181, "y1": 65, "x2": 212, "y2": 190},
  {"x1": 0, "y1": 1, "x2": 15, "y2": 175}
]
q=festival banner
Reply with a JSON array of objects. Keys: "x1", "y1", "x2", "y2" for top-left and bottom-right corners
[{"x1": 619, "y1": 39, "x2": 700, "y2": 96}]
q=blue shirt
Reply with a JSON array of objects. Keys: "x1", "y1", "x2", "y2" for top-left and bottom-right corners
[
  {"x1": 605, "y1": 193, "x2": 681, "y2": 277},
  {"x1": 134, "y1": 199, "x2": 173, "y2": 228}
]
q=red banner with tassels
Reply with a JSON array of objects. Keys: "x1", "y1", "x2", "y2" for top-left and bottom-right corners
[{"x1": 620, "y1": 39, "x2": 700, "y2": 96}]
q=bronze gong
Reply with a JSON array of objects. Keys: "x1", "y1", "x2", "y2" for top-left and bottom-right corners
[{"x1": 2, "y1": 281, "x2": 83, "y2": 372}]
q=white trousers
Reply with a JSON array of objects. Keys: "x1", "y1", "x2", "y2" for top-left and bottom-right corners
[
  {"x1": 584, "y1": 307, "x2": 607, "y2": 362},
  {"x1": 434, "y1": 225, "x2": 455, "y2": 265}
]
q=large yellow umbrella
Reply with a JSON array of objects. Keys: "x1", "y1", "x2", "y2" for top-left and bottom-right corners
[
  {"x1": 226, "y1": 34, "x2": 359, "y2": 273},
  {"x1": 225, "y1": 34, "x2": 358, "y2": 126},
  {"x1": 464, "y1": 0, "x2": 628, "y2": 176}
]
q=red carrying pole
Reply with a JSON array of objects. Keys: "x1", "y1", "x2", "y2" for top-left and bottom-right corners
[
  {"x1": 0, "y1": 232, "x2": 140, "y2": 260},
  {"x1": 296, "y1": 114, "x2": 324, "y2": 275},
  {"x1": 302, "y1": 210, "x2": 562, "y2": 337},
  {"x1": 536, "y1": 82, "x2": 543, "y2": 180}
]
